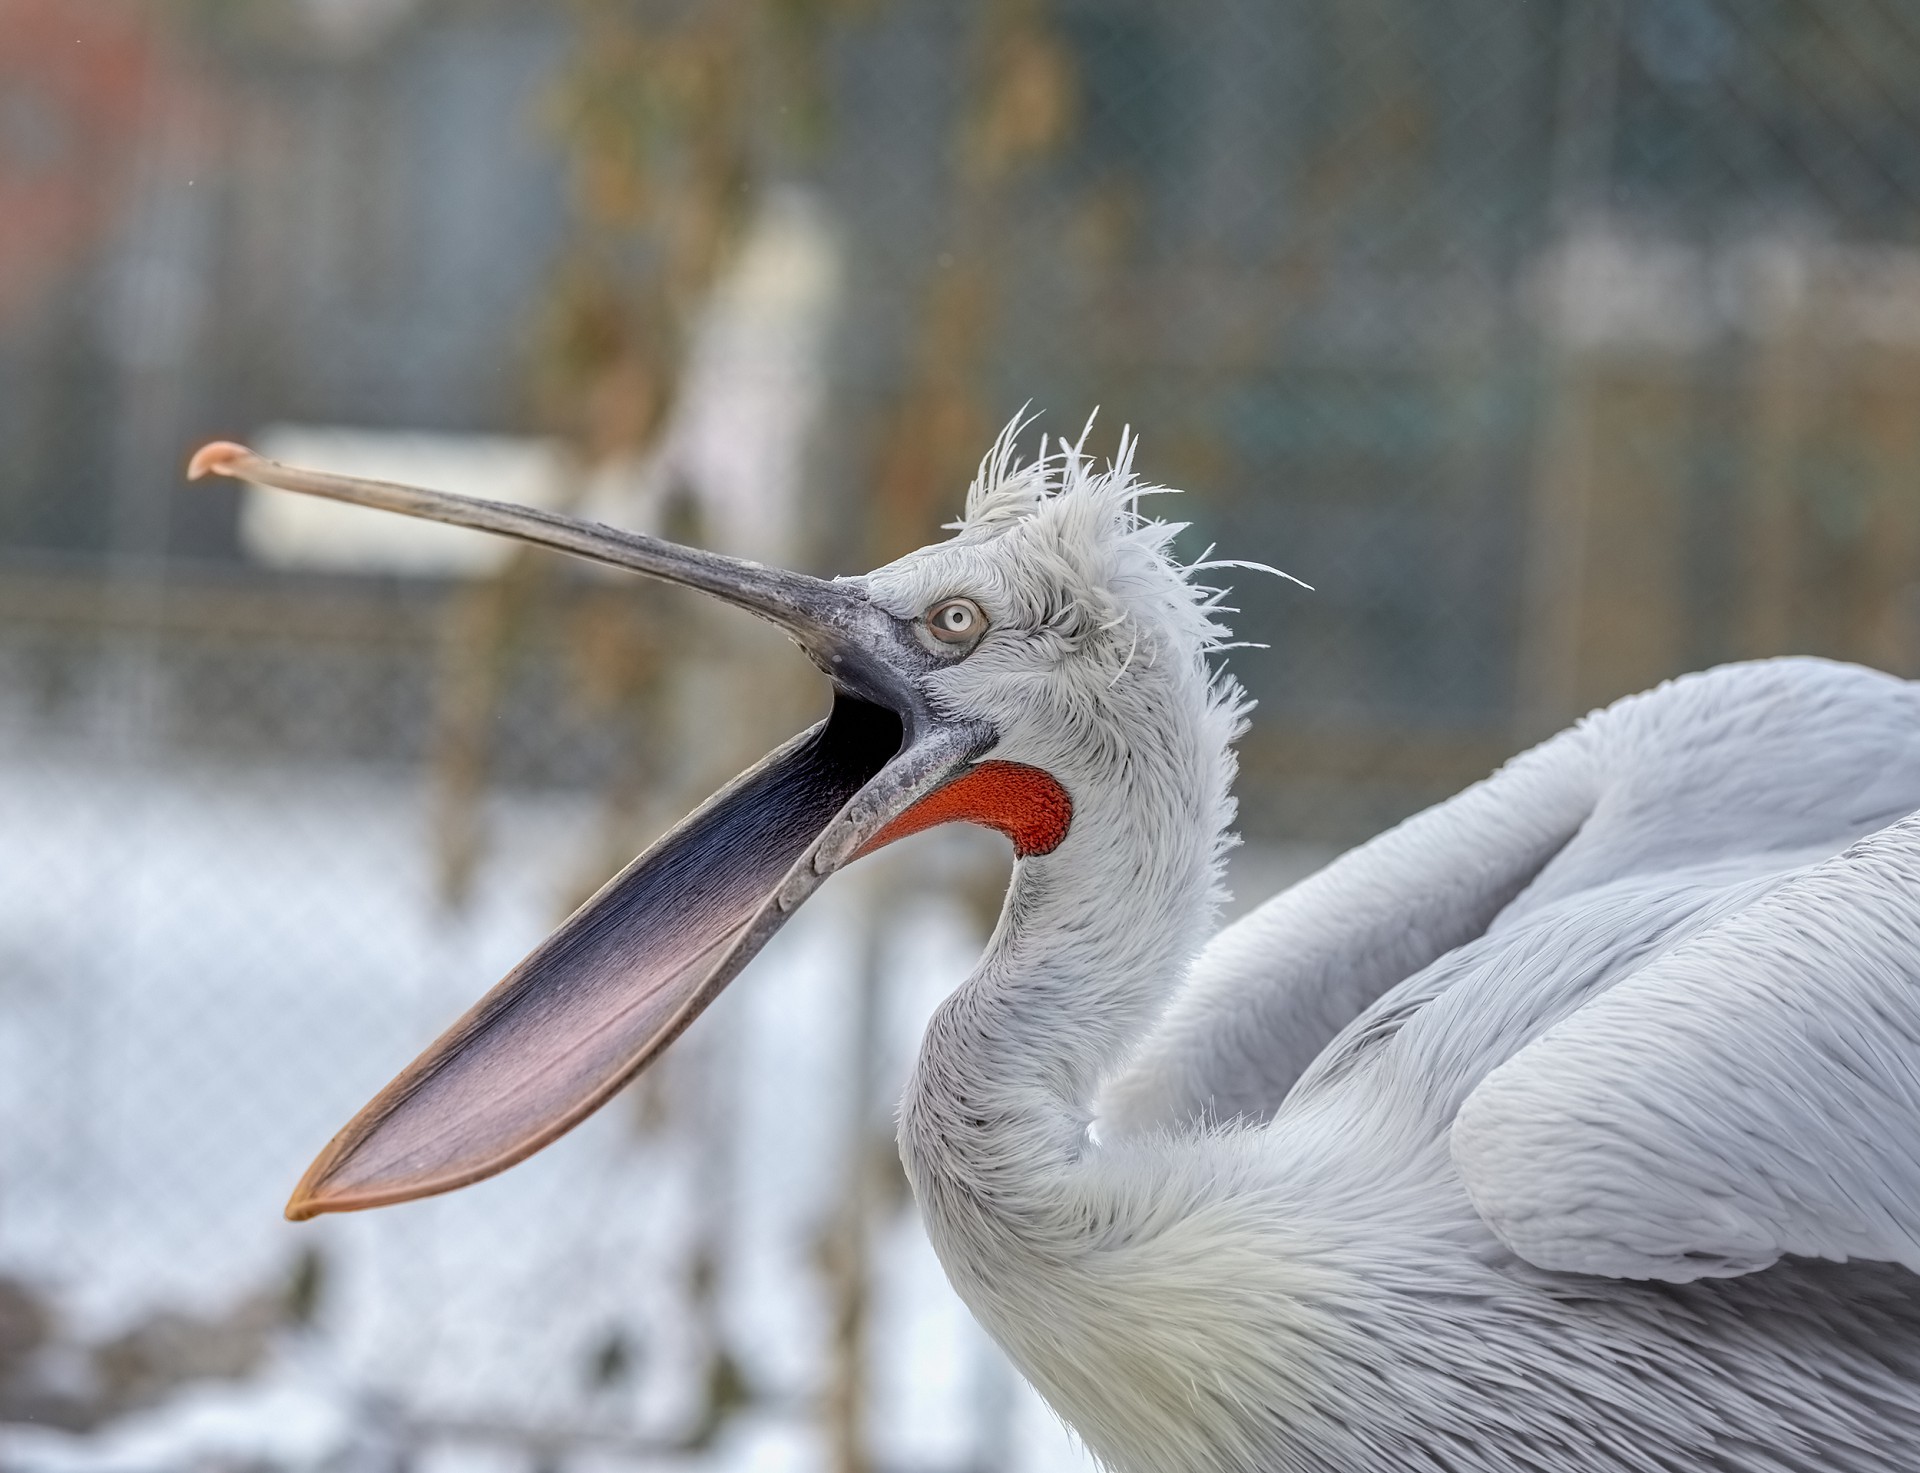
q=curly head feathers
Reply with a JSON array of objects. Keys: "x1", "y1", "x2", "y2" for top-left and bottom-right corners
[
  {"x1": 865, "y1": 414, "x2": 1280, "y2": 918},
  {"x1": 946, "y1": 414, "x2": 1253, "y2": 684}
]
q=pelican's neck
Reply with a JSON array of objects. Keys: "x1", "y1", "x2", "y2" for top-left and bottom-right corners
[{"x1": 899, "y1": 760, "x2": 1222, "y2": 1225}]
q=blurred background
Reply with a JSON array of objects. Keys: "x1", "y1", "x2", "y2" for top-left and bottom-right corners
[{"x1": 3, "y1": 0, "x2": 1920, "y2": 1469}]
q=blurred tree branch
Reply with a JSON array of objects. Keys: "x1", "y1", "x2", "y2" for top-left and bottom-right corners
[
  {"x1": 869, "y1": 0, "x2": 1078, "y2": 562},
  {"x1": 430, "y1": 0, "x2": 856, "y2": 910}
]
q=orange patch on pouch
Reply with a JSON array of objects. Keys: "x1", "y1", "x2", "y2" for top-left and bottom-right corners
[{"x1": 856, "y1": 760, "x2": 1072, "y2": 859}]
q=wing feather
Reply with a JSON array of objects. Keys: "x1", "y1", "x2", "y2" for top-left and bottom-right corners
[
  {"x1": 1102, "y1": 659, "x2": 1920, "y2": 1144},
  {"x1": 1453, "y1": 810, "x2": 1920, "y2": 1282},
  {"x1": 1096, "y1": 726, "x2": 1598, "y2": 1134}
]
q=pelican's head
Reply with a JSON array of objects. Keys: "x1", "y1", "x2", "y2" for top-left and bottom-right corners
[
  {"x1": 858, "y1": 421, "x2": 1254, "y2": 873},
  {"x1": 187, "y1": 416, "x2": 1263, "y2": 1219}
]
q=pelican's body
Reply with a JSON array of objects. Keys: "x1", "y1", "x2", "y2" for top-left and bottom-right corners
[
  {"x1": 198, "y1": 422, "x2": 1920, "y2": 1472},
  {"x1": 903, "y1": 653, "x2": 1920, "y2": 1472}
]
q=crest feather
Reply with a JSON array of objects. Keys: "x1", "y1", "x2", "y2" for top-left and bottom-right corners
[
  {"x1": 957, "y1": 413, "x2": 1256, "y2": 673},
  {"x1": 950, "y1": 413, "x2": 1279, "y2": 912}
]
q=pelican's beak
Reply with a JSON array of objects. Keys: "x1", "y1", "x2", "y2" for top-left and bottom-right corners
[{"x1": 186, "y1": 443, "x2": 995, "y2": 1219}]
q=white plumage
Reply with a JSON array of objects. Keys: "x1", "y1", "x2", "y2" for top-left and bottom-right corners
[
  {"x1": 200, "y1": 420, "x2": 1920, "y2": 1472},
  {"x1": 866, "y1": 422, "x2": 1920, "y2": 1471}
]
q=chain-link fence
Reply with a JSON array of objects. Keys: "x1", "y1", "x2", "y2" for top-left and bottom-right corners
[{"x1": 4, "y1": 1, "x2": 1920, "y2": 1469}]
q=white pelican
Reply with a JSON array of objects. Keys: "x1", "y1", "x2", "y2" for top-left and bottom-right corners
[{"x1": 191, "y1": 423, "x2": 1920, "y2": 1472}]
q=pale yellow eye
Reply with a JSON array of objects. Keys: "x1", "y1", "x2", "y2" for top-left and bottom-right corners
[{"x1": 925, "y1": 596, "x2": 986, "y2": 645}]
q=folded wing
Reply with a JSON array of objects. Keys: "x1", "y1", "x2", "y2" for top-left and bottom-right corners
[
  {"x1": 1097, "y1": 725, "x2": 1598, "y2": 1134},
  {"x1": 1101, "y1": 660, "x2": 1920, "y2": 1140},
  {"x1": 1453, "y1": 809, "x2": 1920, "y2": 1282}
]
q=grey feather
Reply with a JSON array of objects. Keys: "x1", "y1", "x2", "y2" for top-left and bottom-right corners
[{"x1": 870, "y1": 421, "x2": 1920, "y2": 1472}]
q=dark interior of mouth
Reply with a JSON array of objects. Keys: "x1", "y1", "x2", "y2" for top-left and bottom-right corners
[
  {"x1": 289, "y1": 690, "x2": 904, "y2": 1215},
  {"x1": 796, "y1": 691, "x2": 906, "y2": 810}
]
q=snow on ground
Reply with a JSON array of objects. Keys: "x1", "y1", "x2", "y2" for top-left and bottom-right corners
[
  {"x1": 0, "y1": 739, "x2": 1106, "y2": 1472},
  {"x1": 0, "y1": 731, "x2": 1329, "y2": 1473}
]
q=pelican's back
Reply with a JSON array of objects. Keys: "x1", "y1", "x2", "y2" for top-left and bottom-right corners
[{"x1": 1103, "y1": 657, "x2": 1920, "y2": 1136}]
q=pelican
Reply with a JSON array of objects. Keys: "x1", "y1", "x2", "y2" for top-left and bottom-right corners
[{"x1": 189, "y1": 422, "x2": 1920, "y2": 1472}]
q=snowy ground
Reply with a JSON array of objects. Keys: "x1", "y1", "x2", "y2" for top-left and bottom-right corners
[{"x1": 0, "y1": 734, "x2": 1327, "y2": 1473}]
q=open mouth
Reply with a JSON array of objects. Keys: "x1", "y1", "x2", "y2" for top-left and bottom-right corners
[{"x1": 187, "y1": 442, "x2": 1001, "y2": 1219}]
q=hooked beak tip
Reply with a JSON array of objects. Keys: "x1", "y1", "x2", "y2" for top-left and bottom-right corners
[
  {"x1": 283, "y1": 1190, "x2": 323, "y2": 1222},
  {"x1": 285, "y1": 1173, "x2": 364, "y2": 1221},
  {"x1": 188, "y1": 440, "x2": 253, "y2": 481}
]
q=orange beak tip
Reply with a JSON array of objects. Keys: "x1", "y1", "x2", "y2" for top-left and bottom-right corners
[
  {"x1": 187, "y1": 440, "x2": 253, "y2": 481},
  {"x1": 283, "y1": 1187, "x2": 322, "y2": 1222},
  {"x1": 283, "y1": 1167, "x2": 342, "y2": 1221}
]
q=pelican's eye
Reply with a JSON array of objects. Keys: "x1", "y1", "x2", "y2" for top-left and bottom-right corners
[{"x1": 922, "y1": 596, "x2": 988, "y2": 650}]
